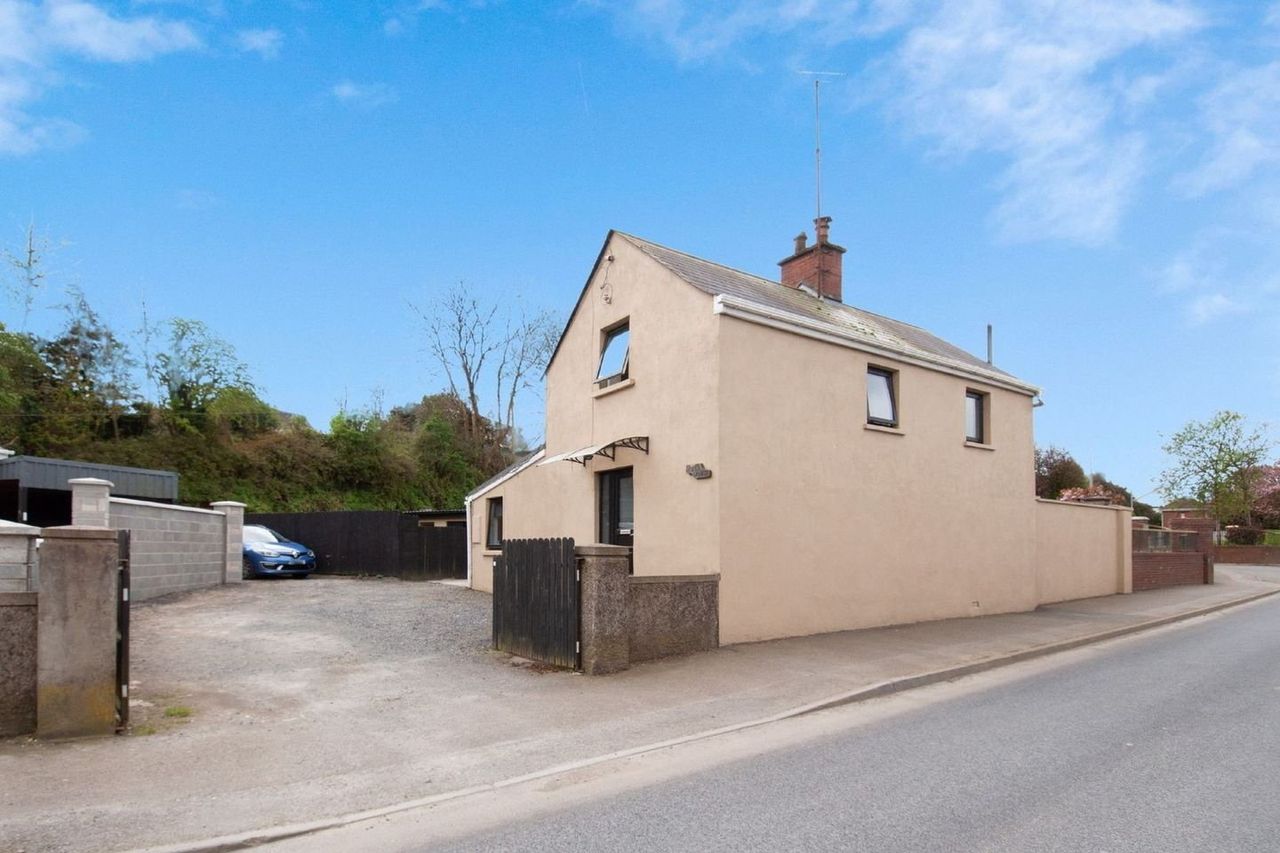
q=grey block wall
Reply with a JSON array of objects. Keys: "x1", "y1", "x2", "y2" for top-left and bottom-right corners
[{"x1": 108, "y1": 499, "x2": 228, "y2": 601}]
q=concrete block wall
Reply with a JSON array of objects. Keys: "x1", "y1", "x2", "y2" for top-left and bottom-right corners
[
  {"x1": 109, "y1": 500, "x2": 228, "y2": 601},
  {"x1": 0, "y1": 522, "x2": 37, "y2": 593},
  {"x1": 69, "y1": 479, "x2": 245, "y2": 602}
]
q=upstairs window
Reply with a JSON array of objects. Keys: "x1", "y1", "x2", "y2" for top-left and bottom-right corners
[
  {"x1": 965, "y1": 391, "x2": 986, "y2": 443},
  {"x1": 596, "y1": 322, "x2": 630, "y2": 387},
  {"x1": 486, "y1": 498, "x2": 503, "y2": 550},
  {"x1": 866, "y1": 367, "x2": 898, "y2": 427}
]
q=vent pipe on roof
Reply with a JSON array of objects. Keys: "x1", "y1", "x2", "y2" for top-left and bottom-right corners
[{"x1": 986, "y1": 324, "x2": 993, "y2": 365}]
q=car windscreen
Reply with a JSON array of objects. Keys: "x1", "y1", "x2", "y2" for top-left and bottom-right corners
[{"x1": 243, "y1": 525, "x2": 283, "y2": 544}]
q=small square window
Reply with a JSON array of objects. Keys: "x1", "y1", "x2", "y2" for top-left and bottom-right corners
[
  {"x1": 596, "y1": 323, "x2": 629, "y2": 387},
  {"x1": 965, "y1": 391, "x2": 986, "y2": 443},
  {"x1": 486, "y1": 498, "x2": 503, "y2": 550},
  {"x1": 866, "y1": 367, "x2": 897, "y2": 427}
]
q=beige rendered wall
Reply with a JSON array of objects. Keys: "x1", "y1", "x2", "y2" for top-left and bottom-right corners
[
  {"x1": 716, "y1": 315, "x2": 1040, "y2": 644},
  {"x1": 1034, "y1": 499, "x2": 1132, "y2": 603},
  {"x1": 469, "y1": 235, "x2": 721, "y2": 591}
]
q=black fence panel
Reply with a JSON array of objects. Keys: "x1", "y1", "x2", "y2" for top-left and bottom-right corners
[
  {"x1": 493, "y1": 538, "x2": 578, "y2": 669},
  {"x1": 245, "y1": 511, "x2": 468, "y2": 580}
]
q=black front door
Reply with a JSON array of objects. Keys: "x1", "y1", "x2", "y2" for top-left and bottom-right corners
[{"x1": 598, "y1": 467, "x2": 634, "y2": 547}]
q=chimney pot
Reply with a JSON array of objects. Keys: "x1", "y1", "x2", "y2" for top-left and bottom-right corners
[
  {"x1": 793, "y1": 232, "x2": 807, "y2": 255},
  {"x1": 815, "y1": 216, "x2": 831, "y2": 244}
]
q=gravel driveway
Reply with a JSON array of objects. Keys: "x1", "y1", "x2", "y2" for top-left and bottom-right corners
[
  {"x1": 3, "y1": 576, "x2": 564, "y2": 853},
  {"x1": 128, "y1": 576, "x2": 494, "y2": 733}
]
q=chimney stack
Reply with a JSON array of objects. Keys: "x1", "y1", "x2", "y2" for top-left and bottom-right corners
[{"x1": 779, "y1": 216, "x2": 846, "y2": 301}]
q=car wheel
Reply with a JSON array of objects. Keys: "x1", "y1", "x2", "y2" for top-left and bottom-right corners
[{"x1": 242, "y1": 557, "x2": 256, "y2": 580}]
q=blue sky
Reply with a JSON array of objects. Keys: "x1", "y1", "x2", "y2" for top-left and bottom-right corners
[{"x1": 2, "y1": 0, "x2": 1279, "y2": 500}]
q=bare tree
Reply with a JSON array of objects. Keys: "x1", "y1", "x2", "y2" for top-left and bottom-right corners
[
  {"x1": 414, "y1": 285, "x2": 501, "y2": 440},
  {"x1": 494, "y1": 307, "x2": 559, "y2": 446},
  {"x1": 3, "y1": 221, "x2": 50, "y2": 330},
  {"x1": 413, "y1": 284, "x2": 559, "y2": 447}
]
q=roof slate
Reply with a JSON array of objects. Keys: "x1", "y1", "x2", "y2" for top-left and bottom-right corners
[{"x1": 618, "y1": 232, "x2": 1030, "y2": 390}]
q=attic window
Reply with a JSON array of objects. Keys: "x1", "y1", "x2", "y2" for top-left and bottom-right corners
[{"x1": 596, "y1": 322, "x2": 630, "y2": 388}]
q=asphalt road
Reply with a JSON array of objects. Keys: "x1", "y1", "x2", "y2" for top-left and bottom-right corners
[{"x1": 399, "y1": 595, "x2": 1280, "y2": 853}]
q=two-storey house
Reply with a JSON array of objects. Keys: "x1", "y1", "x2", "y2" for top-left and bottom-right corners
[{"x1": 467, "y1": 220, "x2": 1131, "y2": 645}]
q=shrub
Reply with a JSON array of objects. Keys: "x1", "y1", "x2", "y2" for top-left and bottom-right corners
[{"x1": 1225, "y1": 526, "x2": 1265, "y2": 546}]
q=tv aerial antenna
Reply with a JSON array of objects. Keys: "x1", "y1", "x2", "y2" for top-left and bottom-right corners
[{"x1": 797, "y1": 70, "x2": 846, "y2": 222}]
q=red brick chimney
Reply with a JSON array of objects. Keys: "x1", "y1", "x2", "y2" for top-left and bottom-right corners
[{"x1": 778, "y1": 216, "x2": 846, "y2": 301}]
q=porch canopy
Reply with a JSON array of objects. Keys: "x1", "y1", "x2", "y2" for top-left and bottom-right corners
[{"x1": 537, "y1": 436, "x2": 649, "y2": 467}]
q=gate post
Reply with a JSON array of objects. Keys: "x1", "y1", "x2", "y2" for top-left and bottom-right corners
[
  {"x1": 576, "y1": 544, "x2": 631, "y2": 675},
  {"x1": 36, "y1": 527, "x2": 120, "y2": 739},
  {"x1": 212, "y1": 501, "x2": 246, "y2": 585}
]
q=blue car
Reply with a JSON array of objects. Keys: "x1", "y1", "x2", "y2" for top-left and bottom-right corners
[{"x1": 242, "y1": 524, "x2": 316, "y2": 579}]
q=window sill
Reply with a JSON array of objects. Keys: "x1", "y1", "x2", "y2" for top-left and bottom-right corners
[
  {"x1": 964, "y1": 441, "x2": 995, "y2": 452},
  {"x1": 482, "y1": 549, "x2": 502, "y2": 557},
  {"x1": 593, "y1": 377, "x2": 635, "y2": 398},
  {"x1": 864, "y1": 423, "x2": 905, "y2": 436}
]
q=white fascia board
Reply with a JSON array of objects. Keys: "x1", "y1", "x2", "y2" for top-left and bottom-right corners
[
  {"x1": 713, "y1": 294, "x2": 1041, "y2": 398},
  {"x1": 465, "y1": 448, "x2": 546, "y2": 502}
]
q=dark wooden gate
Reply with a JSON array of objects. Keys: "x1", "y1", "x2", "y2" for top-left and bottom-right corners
[
  {"x1": 116, "y1": 530, "x2": 130, "y2": 733},
  {"x1": 493, "y1": 538, "x2": 578, "y2": 669},
  {"x1": 396, "y1": 517, "x2": 468, "y2": 580}
]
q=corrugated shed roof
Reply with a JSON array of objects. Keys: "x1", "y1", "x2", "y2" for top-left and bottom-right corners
[
  {"x1": 619, "y1": 232, "x2": 1031, "y2": 390},
  {"x1": 0, "y1": 456, "x2": 179, "y2": 500}
]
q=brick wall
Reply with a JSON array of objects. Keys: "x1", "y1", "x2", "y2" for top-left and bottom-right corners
[
  {"x1": 1214, "y1": 545, "x2": 1280, "y2": 565},
  {"x1": 1161, "y1": 509, "x2": 1217, "y2": 553},
  {"x1": 108, "y1": 499, "x2": 228, "y2": 601},
  {"x1": 1132, "y1": 552, "x2": 1210, "y2": 591}
]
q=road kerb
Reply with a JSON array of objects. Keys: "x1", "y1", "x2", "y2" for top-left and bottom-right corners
[{"x1": 132, "y1": 585, "x2": 1280, "y2": 853}]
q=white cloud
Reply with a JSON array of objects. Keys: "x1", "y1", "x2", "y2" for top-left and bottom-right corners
[
  {"x1": 1156, "y1": 219, "x2": 1280, "y2": 325},
  {"x1": 44, "y1": 0, "x2": 199, "y2": 61},
  {"x1": 235, "y1": 27, "x2": 282, "y2": 60},
  {"x1": 1186, "y1": 292, "x2": 1245, "y2": 325},
  {"x1": 600, "y1": 0, "x2": 1202, "y2": 245},
  {"x1": 873, "y1": 1, "x2": 1201, "y2": 245},
  {"x1": 383, "y1": 0, "x2": 461, "y2": 37},
  {"x1": 1179, "y1": 61, "x2": 1280, "y2": 196},
  {"x1": 331, "y1": 79, "x2": 397, "y2": 107},
  {"x1": 0, "y1": 0, "x2": 200, "y2": 155},
  {"x1": 606, "y1": 0, "x2": 870, "y2": 63}
]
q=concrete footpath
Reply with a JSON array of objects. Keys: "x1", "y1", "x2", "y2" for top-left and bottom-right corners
[{"x1": 3, "y1": 566, "x2": 1278, "y2": 853}]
